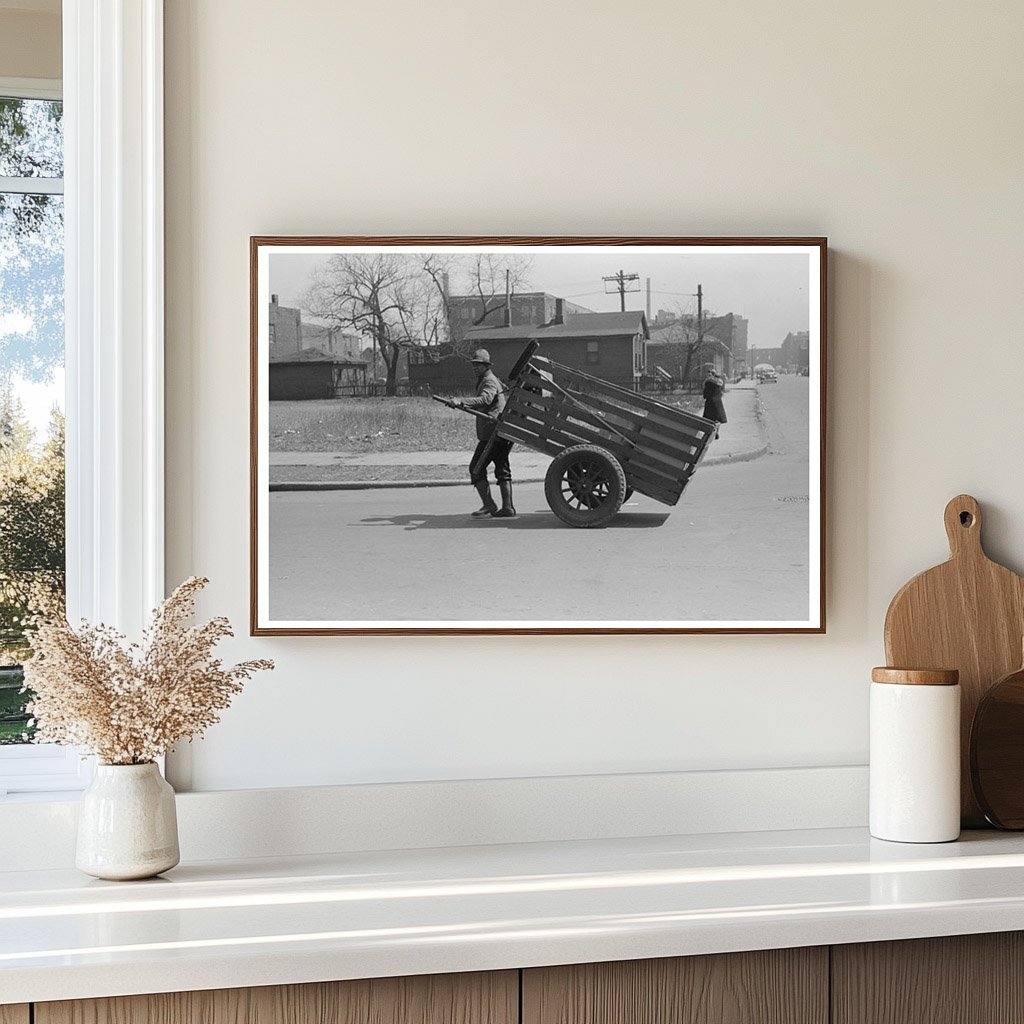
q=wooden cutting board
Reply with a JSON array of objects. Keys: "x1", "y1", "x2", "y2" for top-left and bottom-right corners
[{"x1": 884, "y1": 494, "x2": 1024, "y2": 827}]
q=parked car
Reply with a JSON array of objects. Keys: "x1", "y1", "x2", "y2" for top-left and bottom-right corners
[{"x1": 755, "y1": 363, "x2": 778, "y2": 383}]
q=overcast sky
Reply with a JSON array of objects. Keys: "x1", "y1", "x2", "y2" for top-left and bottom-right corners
[{"x1": 269, "y1": 248, "x2": 812, "y2": 349}]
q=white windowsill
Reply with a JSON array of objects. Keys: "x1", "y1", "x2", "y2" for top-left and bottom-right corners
[
  {"x1": 0, "y1": 789, "x2": 87, "y2": 804},
  {"x1": 0, "y1": 744, "x2": 95, "y2": 798}
]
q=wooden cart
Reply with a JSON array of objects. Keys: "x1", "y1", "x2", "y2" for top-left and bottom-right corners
[{"x1": 481, "y1": 341, "x2": 718, "y2": 528}]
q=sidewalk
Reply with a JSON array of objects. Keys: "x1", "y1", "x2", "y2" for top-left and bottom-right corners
[{"x1": 270, "y1": 388, "x2": 767, "y2": 488}]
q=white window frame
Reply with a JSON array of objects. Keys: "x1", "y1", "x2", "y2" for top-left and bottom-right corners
[{"x1": 0, "y1": 0, "x2": 164, "y2": 800}]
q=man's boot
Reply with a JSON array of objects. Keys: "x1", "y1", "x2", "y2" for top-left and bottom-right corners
[
  {"x1": 492, "y1": 480, "x2": 517, "y2": 518},
  {"x1": 471, "y1": 480, "x2": 498, "y2": 517}
]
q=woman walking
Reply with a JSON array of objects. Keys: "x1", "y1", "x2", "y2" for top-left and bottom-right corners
[{"x1": 701, "y1": 368, "x2": 727, "y2": 440}]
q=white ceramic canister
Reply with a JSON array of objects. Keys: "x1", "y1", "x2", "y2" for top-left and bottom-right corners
[{"x1": 870, "y1": 667, "x2": 961, "y2": 843}]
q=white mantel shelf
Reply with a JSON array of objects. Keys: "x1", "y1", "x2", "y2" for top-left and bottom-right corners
[{"x1": 5, "y1": 826, "x2": 1024, "y2": 1004}]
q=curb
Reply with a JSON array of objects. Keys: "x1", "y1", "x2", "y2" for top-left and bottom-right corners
[
  {"x1": 268, "y1": 444, "x2": 770, "y2": 492},
  {"x1": 704, "y1": 442, "x2": 770, "y2": 468},
  {"x1": 271, "y1": 477, "x2": 543, "y2": 492}
]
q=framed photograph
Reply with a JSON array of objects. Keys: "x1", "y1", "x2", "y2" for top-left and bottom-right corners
[{"x1": 250, "y1": 236, "x2": 826, "y2": 635}]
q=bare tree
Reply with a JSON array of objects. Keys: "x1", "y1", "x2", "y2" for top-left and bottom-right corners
[
  {"x1": 304, "y1": 254, "x2": 446, "y2": 396},
  {"x1": 652, "y1": 301, "x2": 739, "y2": 385},
  {"x1": 650, "y1": 306, "x2": 706, "y2": 385},
  {"x1": 465, "y1": 254, "x2": 533, "y2": 328},
  {"x1": 392, "y1": 270, "x2": 447, "y2": 356},
  {"x1": 423, "y1": 253, "x2": 533, "y2": 354},
  {"x1": 420, "y1": 253, "x2": 457, "y2": 343}
]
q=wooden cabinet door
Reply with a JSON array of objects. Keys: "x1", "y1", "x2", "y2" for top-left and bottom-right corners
[
  {"x1": 0, "y1": 1007, "x2": 29, "y2": 1024},
  {"x1": 36, "y1": 971, "x2": 517, "y2": 1024},
  {"x1": 832, "y1": 933, "x2": 1024, "y2": 1024},
  {"x1": 523, "y1": 949, "x2": 828, "y2": 1024}
]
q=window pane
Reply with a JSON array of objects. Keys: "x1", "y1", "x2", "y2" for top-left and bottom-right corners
[
  {"x1": 0, "y1": 664, "x2": 28, "y2": 743},
  {"x1": 0, "y1": 98, "x2": 63, "y2": 178},
  {"x1": 0, "y1": 184, "x2": 65, "y2": 745},
  {"x1": 0, "y1": 192, "x2": 64, "y2": 377}
]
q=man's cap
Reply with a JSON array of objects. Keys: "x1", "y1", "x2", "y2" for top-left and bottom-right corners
[{"x1": 471, "y1": 349, "x2": 491, "y2": 365}]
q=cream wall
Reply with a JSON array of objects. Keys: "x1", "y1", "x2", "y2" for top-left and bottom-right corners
[
  {"x1": 0, "y1": 8, "x2": 60, "y2": 80},
  {"x1": 164, "y1": 0, "x2": 1024, "y2": 791}
]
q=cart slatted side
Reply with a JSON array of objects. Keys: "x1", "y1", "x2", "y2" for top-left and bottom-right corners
[
  {"x1": 502, "y1": 393, "x2": 693, "y2": 489},
  {"x1": 531, "y1": 357, "x2": 716, "y2": 440},
  {"x1": 498, "y1": 358, "x2": 716, "y2": 507},
  {"x1": 549, "y1": 360, "x2": 711, "y2": 421},
  {"x1": 507, "y1": 386, "x2": 702, "y2": 466},
  {"x1": 498, "y1": 416, "x2": 681, "y2": 506},
  {"x1": 501, "y1": 374, "x2": 704, "y2": 505}
]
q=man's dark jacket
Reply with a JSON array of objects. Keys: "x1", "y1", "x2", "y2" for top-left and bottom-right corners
[{"x1": 461, "y1": 369, "x2": 506, "y2": 440}]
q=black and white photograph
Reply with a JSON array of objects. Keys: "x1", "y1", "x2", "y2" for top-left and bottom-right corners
[{"x1": 251, "y1": 238, "x2": 825, "y2": 634}]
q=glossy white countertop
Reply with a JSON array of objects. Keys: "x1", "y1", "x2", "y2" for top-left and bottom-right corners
[{"x1": 4, "y1": 826, "x2": 1024, "y2": 1004}]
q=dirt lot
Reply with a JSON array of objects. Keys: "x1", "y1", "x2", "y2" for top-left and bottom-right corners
[
  {"x1": 270, "y1": 397, "x2": 474, "y2": 453},
  {"x1": 270, "y1": 393, "x2": 704, "y2": 455},
  {"x1": 272, "y1": 464, "x2": 468, "y2": 483}
]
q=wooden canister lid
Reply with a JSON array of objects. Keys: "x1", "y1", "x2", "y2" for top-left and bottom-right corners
[{"x1": 871, "y1": 667, "x2": 960, "y2": 686}]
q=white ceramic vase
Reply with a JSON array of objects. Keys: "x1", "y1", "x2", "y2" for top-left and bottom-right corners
[{"x1": 76, "y1": 762, "x2": 180, "y2": 880}]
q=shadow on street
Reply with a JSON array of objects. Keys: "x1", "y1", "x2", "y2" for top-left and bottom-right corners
[{"x1": 358, "y1": 511, "x2": 670, "y2": 531}]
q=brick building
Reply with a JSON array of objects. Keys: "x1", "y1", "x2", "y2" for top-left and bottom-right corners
[
  {"x1": 749, "y1": 347, "x2": 782, "y2": 369},
  {"x1": 410, "y1": 292, "x2": 603, "y2": 391},
  {"x1": 726, "y1": 314, "x2": 749, "y2": 371},
  {"x1": 269, "y1": 295, "x2": 362, "y2": 362},
  {"x1": 460, "y1": 308, "x2": 649, "y2": 390},
  {"x1": 446, "y1": 291, "x2": 593, "y2": 340},
  {"x1": 646, "y1": 311, "x2": 748, "y2": 382},
  {"x1": 780, "y1": 330, "x2": 810, "y2": 371},
  {"x1": 268, "y1": 294, "x2": 302, "y2": 356},
  {"x1": 301, "y1": 322, "x2": 363, "y2": 361}
]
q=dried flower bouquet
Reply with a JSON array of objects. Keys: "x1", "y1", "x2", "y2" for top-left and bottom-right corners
[{"x1": 23, "y1": 577, "x2": 273, "y2": 765}]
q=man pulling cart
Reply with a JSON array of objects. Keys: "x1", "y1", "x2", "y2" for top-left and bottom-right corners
[
  {"x1": 447, "y1": 349, "x2": 516, "y2": 519},
  {"x1": 435, "y1": 341, "x2": 717, "y2": 528}
]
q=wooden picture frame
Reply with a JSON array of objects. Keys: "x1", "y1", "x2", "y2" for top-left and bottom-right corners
[{"x1": 251, "y1": 236, "x2": 827, "y2": 635}]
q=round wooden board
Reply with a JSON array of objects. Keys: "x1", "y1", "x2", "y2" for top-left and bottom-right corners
[{"x1": 971, "y1": 662, "x2": 1024, "y2": 829}]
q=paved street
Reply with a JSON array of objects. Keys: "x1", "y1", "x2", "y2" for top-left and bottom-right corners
[{"x1": 267, "y1": 377, "x2": 811, "y2": 624}]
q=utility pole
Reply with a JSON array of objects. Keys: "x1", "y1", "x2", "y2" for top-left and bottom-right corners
[
  {"x1": 679, "y1": 283, "x2": 707, "y2": 387},
  {"x1": 602, "y1": 268, "x2": 640, "y2": 312},
  {"x1": 695, "y1": 283, "x2": 706, "y2": 375}
]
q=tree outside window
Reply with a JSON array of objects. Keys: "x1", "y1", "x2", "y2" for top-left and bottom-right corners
[{"x1": 0, "y1": 93, "x2": 65, "y2": 745}]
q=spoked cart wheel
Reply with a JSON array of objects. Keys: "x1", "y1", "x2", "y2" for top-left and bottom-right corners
[{"x1": 544, "y1": 444, "x2": 628, "y2": 528}]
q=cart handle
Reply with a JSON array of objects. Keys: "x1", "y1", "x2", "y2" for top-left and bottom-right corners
[{"x1": 431, "y1": 395, "x2": 492, "y2": 420}]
